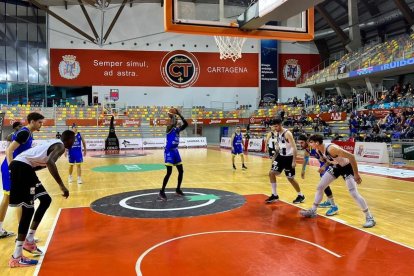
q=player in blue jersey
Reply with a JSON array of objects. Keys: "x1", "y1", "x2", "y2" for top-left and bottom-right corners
[
  {"x1": 0, "y1": 113, "x2": 44, "y2": 240},
  {"x1": 297, "y1": 134, "x2": 339, "y2": 216},
  {"x1": 158, "y1": 108, "x2": 188, "y2": 201},
  {"x1": 66, "y1": 124, "x2": 87, "y2": 184},
  {"x1": 231, "y1": 126, "x2": 247, "y2": 170}
]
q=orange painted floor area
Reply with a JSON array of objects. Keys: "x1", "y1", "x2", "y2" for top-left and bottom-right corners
[{"x1": 37, "y1": 195, "x2": 414, "y2": 275}]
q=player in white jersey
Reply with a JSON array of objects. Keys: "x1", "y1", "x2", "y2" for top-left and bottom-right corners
[
  {"x1": 7, "y1": 130, "x2": 75, "y2": 268},
  {"x1": 264, "y1": 124, "x2": 278, "y2": 159},
  {"x1": 300, "y1": 134, "x2": 375, "y2": 228},
  {"x1": 266, "y1": 118, "x2": 305, "y2": 204}
]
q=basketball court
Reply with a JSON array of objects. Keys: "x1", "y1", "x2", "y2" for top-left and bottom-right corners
[
  {"x1": 1, "y1": 147, "x2": 414, "y2": 275},
  {"x1": 1, "y1": 0, "x2": 414, "y2": 275}
]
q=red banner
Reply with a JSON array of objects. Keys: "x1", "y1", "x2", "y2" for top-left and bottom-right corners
[
  {"x1": 332, "y1": 141, "x2": 355, "y2": 153},
  {"x1": 50, "y1": 49, "x2": 258, "y2": 87},
  {"x1": 293, "y1": 112, "x2": 347, "y2": 122},
  {"x1": 279, "y1": 54, "x2": 321, "y2": 87},
  {"x1": 310, "y1": 112, "x2": 347, "y2": 122},
  {"x1": 151, "y1": 118, "x2": 250, "y2": 126},
  {"x1": 67, "y1": 118, "x2": 140, "y2": 126},
  {"x1": 4, "y1": 119, "x2": 55, "y2": 127},
  {"x1": 357, "y1": 108, "x2": 403, "y2": 118}
]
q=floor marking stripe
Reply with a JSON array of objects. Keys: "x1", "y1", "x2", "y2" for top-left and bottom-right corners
[{"x1": 135, "y1": 230, "x2": 342, "y2": 276}]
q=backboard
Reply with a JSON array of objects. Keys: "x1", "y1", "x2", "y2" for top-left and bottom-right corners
[{"x1": 165, "y1": 0, "x2": 314, "y2": 41}]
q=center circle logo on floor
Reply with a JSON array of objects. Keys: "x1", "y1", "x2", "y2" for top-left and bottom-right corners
[
  {"x1": 90, "y1": 188, "x2": 246, "y2": 218},
  {"x1": 160, "y1": 50, "x2": 200, "y2": 88}
]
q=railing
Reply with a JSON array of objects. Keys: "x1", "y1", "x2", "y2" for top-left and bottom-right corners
[{"x1": 297, "y1": 33, "x2": 414, "y2": 85}]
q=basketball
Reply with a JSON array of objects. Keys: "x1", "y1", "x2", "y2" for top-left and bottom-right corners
[{"x1": 168, "y1": 108, "x2": 178, "y2": 115}]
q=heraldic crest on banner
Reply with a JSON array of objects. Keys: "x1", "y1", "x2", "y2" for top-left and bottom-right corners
[{"x1": 59, "y1": 55, "x2": 81, "y2": 80}]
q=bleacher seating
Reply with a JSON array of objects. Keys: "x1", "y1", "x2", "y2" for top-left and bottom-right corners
[{"x1": 300, "y1": 33, "x2": 414, "y2": 85}]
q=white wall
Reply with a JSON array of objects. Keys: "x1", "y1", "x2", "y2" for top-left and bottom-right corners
[
  {"x1": 94, "y1": 86, "x2": 258, "y2": 108},
  {"x1": 278, "y1": 87, "x2": 313, "y2": 102},
  {"x1": 48, "y1": 3, "x2": 259, "y2": 53},
  {"x1": 279, "y1": 41, "x2": 319, "y2": 55},
  {"x1": 49, "y1": 3, "x2": 260, "y2": 108}
]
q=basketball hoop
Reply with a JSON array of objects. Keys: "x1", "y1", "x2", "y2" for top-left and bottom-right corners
[{"x1": 214, "y1": 36, "x2": 247, "y2": 62}]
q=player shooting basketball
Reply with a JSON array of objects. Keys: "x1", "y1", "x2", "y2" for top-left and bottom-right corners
[{"x1": 158, "y1": 108, "x2": 188, "y2": 201}]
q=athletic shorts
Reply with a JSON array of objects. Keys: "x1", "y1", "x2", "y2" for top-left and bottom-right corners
[
  {"x1": 270, "y1": 155, "x2": 295, "y2": 178},
  {"x1": 9, "y1": 161, "x2": 48, "y2": 208},
  {"x1": 319, "y1": 161, "x2": 328, "y2": 177},
  {"x1": 164, "y1": 148, "x2": 182, "y2": 166},
  {"x1": 268, "y1": 147, "x2": 276, "y2": 158},
  {"x1": 232, "y1": 144, "x2": 243, "y2": 155},
  {"x1": 327, "y1": 163, "x2": 354, "y2": 179},
  {"x1": 68, "y1": 152, "x2": 83, "y2": 164},
  {"x1": 1, "y1": 159, "x2": 11, "y2": 194}
]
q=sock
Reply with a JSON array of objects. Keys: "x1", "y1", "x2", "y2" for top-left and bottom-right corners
[
  {"x1": 298, "y1": 192, "x2": 304, "y2": 196},
  {"x1": 271, "y1": 183, "x2": 277, "y2": 195},
  {"x1": 328, "y1": 197, "x2": 336, "y2": 206},
  {"x1": 13, "y1": 240, "x2": 24, "y2": 258},
  {"x1": 311, "y1": 203, "x2": 318, "y2": 211},
  {"x1": 363, "y1": 209, "x2": 373, "y2": 219},
  {"x1": 26, "y1": 229, "x2": 36, "y2": 242}
]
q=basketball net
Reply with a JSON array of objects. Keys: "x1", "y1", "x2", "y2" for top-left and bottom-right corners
[{"x1": 214, "y1": 36, "x2": 247, "y2": 62}]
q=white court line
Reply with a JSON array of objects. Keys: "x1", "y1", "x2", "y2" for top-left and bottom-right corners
[
  {"x1": 135, "y1": 230, "x2": 342, "y2": 276},
  {"x1": 33, "y1": 208, "x2": 62, "y2": 276},
  {"x1": 280, "y1": 199, "x2": 414, "y2": 251}
]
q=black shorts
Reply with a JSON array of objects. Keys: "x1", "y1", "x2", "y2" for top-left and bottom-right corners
[
  {"x1": 327, "y1": 163, "x2": 354, "y2": 179},
  {"x1": 9, "y1": 161, "x2": 48, "y2": 208},
  {"x1": 270, "y1": 155, "x2": 295, "y2": 178},
  {"x1": 268, "y1": 147, "x2": 276, "y2": 158}
]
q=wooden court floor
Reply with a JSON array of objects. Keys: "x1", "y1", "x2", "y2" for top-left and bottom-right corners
[{"x1": 1, "y1": 147, "x2": 414, "y2": 275}]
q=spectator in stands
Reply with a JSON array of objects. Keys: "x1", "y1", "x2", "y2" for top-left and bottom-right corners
[
  {"x1": 392, "y1": 125, "x2": 403, "y2": 139},
  {"x1": 292, "y1": 123, "x2": 301, "y2": 140},
  {"x1": 323, "y1": 124, "x2": 332, "y2": 138},
  {"x1": 280, "y1": 109, "x2": 285, "y2": 121},
  {"x1": 6, "y1": 122, "x2": 23, "y2": 143},
  {"x1": 56, "y1": 132, "x2": 61, "y2": 139},
  {"x1": 349, "y1": 114, "x2": 359, "y2": 136},
  {"x1": 332, "y1": 132, "x2": 343, "y2": 141}
]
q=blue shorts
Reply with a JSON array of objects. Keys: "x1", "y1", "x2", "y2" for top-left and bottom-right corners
[
  {"x1": 1, "y1": 159, "x2": 11, "y2": 194},
  {"x1": 164, "y1": 148, "x2": 182, "y2": 166},
  {"x1": 68, "y1": 152, "x2": 83, "y2": 164},
  {"x1": 319, "y1": 162, "x2": 328, "y2": 177},
  {"x1": 232, "y1": 144, "x2": 243, "y2": 155}
]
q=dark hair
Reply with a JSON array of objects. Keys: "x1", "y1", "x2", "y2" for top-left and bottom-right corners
[
  {"x1": 61, "y1": 130, "x2": 75, "y2": 141},
  {"x1": 272, "y1": 118, "x2": 282, "y2": 125},
  {"x1": 12, "y1": 122, "x2": 22, "y2": 129},
  {"x1": 297, "y1": 134, "x2": 308, "y2": 141},
  {"x1": 308, "y1": 134, "x2": 324, "y2": 144},
  {"x1": 27, "y1": 112, "x2": 44, "y2": 123}
]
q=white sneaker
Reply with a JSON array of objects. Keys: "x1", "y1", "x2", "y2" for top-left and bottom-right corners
[
  {"x1": 68, "y1": 176, "x2": 73, "y2": 183},
  {"x1": 363, "y1": 217, "x2": 376, "y2": 228},
  {"x1": 77, "y1": 178, "x2": 83, "y2": 184}
]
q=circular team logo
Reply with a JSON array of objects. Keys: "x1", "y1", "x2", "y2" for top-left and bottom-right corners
[
  {"x1": 160, "y1": 50, "x2": 200, "y2": 88},
  {"x1": 59, "y1": 55, "x2": 81, "y2": 80},
  {"x1": 90, "y1": 188, "x2": 245, "y2": 218},
  {"x1": 283, "y1": 59, "x2": 301, "y2": 82}
]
